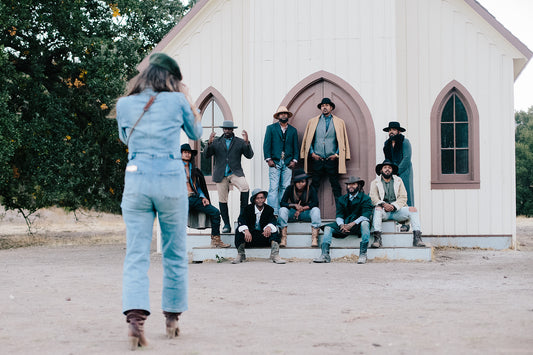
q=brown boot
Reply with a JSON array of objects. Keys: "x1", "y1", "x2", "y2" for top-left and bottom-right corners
[
  {"x1": 126, "y1": 309, "x2": 149, "y2": 350},
  {"x1": 163, "y1": 311, "x2": 181, "y2": 339},
  {"x1": 311, "y1": 227, "x2": 320, "y2": 247},
  {"x1": 270, "y1": 241, "x2": 286, "y2": 264},
  {"x1": 413, "y1": 230, "x2": 426, "y2": 247},
  {"x1": 371, "y1": 231, "x2": 382, "y2": 248},
  {"x1": 280, "y1": 227, "x2": 288, "y2": 247},
  {"x1": 211, "y1": 235, "x2": 230, "y2": 248}
]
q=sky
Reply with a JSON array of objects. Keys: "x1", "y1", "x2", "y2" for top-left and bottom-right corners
[{"x1": 476, "y1": 0, "x2": 533, "y2": 112}]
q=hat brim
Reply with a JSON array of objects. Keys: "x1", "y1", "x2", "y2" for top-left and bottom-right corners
[
  {"x1": 273, "y1": 111, "x2": 293, "y2": 119},
  {"x1": 181, "y1": 149, "x2": 197, "y2": 156},
  {"x1": 375, "y1": 163, "x2": 399, "y2": 175},
  {"x1": 383, "y1": 127, "x2": 406, "y2": 132},
  {"x1": 293, "y1": 174, "x2": 310, "y2": 182},
  {"x1": 345, "y1": 180, "x2": 365, "y2": 188},
  {"x1": 220, "y1": 125, "x2": 238, "y2": 129},
  {"x1": 317, "y1": 103, "x2": 335, "y2": 110},
  {"x1": 251, "y1": 190, "x2": 269, "y2": 203}
]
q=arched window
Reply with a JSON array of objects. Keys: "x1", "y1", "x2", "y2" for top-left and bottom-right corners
[
  {"x1": 193, "y1": 87, "x2": 233, "y2": 185},
  {"x1": 431, "y1": 81, "x2": 480, "y2": 189}
]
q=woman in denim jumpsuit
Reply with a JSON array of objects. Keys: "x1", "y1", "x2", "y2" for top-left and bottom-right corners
[{"x1": 116, "y1": 53, "x2": 202, "y2": 350}]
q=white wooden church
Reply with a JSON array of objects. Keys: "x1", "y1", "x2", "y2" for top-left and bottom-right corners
[{"x1": 141, "y1": 0, "x2": 531, "y2": 251}]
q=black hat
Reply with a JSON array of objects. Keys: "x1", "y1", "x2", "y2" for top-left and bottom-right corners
[
  {"x1": 317, "y1": 97, "x2": 335, "y2": 110},
  {"x1": 220, "y1": 120, "x2": 238, "y2": 129},
  {"x1": 180, "y1": 143, "x2": 197, "y2": 156},
  {"x1": 375, "y1": 159, "x2": 399, "y2": 175},
  {"x1": 345, "y1": 176, "x2": 365, "y2": 188},
  {"x1": 383, "y1": 121, "x2": 406, "y2": 132},
  {"x1": 292, "y1": 169, "x2": 310, "y2": 182},
  {"x1": 149, "y1": 53, "x2": 182, "y2": 80},
  {"x1": 250, "y1": 188, "x2": 268, "y2": 203}
]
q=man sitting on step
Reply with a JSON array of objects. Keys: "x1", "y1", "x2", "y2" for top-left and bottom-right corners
[
  {"x1": 314, "y1": 176, "x2": 373, "y2": 264},
  {"x1": 369, "y1": 159, "x2": 425, "y2": 248},
  {"x1": 278, "y1": 169, "x2": 322, "y2": 248},
  {"x1": 232, "y1": 189, "x2": 286, "y2": 264}
]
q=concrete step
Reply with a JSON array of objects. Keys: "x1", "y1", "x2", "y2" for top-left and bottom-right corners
[{"x1": 191, "y1": 245, "x2": 433, "y2": 262}]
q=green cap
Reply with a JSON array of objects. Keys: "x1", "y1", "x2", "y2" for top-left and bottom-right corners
[{"x1": 149, "y1": 53, "x2": 182, "y2": 79}]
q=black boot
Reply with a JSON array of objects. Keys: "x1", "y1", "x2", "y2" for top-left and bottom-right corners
[
  {"x1": 371, "y1": 231, "x2": 382, "y2": 248},
  {"x1": 413, "y1": 230, "x2": 426, "y2": 247},
  {"x1": 240, "y1": 191, "x2": 249, "y2": 216},
  {"x1": 219, "y1": 203, "x2": 231, "y2": 233}
]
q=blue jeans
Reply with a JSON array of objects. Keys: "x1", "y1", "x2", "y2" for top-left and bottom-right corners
[
  {"x1": 372, "y1": 207, "x2": 421, "y2": 232},
  {"x1": 322, "y1": 221, "x2": 371, "y2": 246},
  {"x1": 121, "y1": 154, "x2": 188, "y2": 315},
  {"x1": 278, "y1": 207, "x2": 322, "y2": 228},
  {"x1": 268, "y1": 161, "x2": 293, "y2": 215}
]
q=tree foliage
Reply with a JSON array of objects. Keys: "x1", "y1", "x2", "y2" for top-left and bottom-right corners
[
  {"x1": 0, "y1": 0, "x2": 192, "y2": 217},
  {"x1": 515, "y1": 106, "x2": 533, "y2": 216}
]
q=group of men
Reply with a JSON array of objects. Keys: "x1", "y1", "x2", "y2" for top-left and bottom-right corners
[{"x1": 180, "y1": 97, "x2": 425, "y2": 264}]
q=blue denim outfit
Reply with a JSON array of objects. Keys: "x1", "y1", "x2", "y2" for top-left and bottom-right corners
[
  {"x1": 278, "y1": 207, "x2": 322, "y2": 228},
  {"x1": 372, "y1": 207, "x2": 421, "y2": 232},
  {"x1": 268, "y1": 160, "x2": 293, "y2": 215},
  {"x1": 117, "y1": 88, "x2": 202, "y2": 315}
]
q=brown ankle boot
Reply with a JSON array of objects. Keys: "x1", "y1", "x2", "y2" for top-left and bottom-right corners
[
  {"x1": 163, "y1": 311, "x2": 181, "y2": 339},
  {"x1": 280, "y1": 227, "x2": 288, "y2": 247},
  {"x1": 311, "y1": 227, "x2": 320, "y2": 247},
  {"x1": 371, "y1": 231, "x2": 382, "y2": 248},
  {"x1": 126, "y1": 309, "x2": 149, "y2": 350},
  {"x1": 211, "y1": 235, "x2": 230, "y2": 248}
]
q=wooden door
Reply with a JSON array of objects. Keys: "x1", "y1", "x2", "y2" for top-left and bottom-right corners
[{"x1": 282, "y1": 75, "x2": 375, "y2": 219}]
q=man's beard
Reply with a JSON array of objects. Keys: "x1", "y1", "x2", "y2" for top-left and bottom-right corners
[
  {"x1": 382, "y1": 172, "x2": 392, "y2": 179},
  {"x1": 279, "y1": 118, "x2": 288, "y2": 124},
  {"x1": 348, "y1": 186, "x2": 359, "y2": 195}
]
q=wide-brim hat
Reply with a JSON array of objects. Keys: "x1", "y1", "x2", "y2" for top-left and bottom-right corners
[
  {"x1": 149, "y1": 53, "x2": 182, "y2": 80},
  {"x1": 250, "y1": 188, "x2": 268, "y2": 203},
  {"x1": 180, "y1": 143, "x2": 197, "y2": 156},
  {"x1": 375, "y1": 159, "x2": 399, "y2": 175},
  {"x1": 317, "y1": 97, "x2": 335, "y2": 110},
  {"x1": 220, "y1": 120, "x2": 238, "y2": 129},
  {"x1": 383, "y1": 121, "x2": 406, "y2": 132},
  {"x1": 292, "y1": 169, "x2": 310, "y2": 182},
  {"x1": 345, "y1": 176, "x2": 365, "y2": 188},
  {"x1": 273, "y1": 106, "x2": 293, "y2": 119}
]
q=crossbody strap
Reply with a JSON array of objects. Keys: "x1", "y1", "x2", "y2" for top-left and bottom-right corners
[{"x1": 126, "y1": 93, "x2": 159, "y2": 146}]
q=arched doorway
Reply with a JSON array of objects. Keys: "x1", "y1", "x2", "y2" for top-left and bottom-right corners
[{"x1": 280, "y1": 71, "x2": 376, "y2": 218}]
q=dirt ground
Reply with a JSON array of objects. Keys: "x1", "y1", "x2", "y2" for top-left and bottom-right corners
[{"x1": 1, "y1": 208, "x2": 532, "y2": 354}]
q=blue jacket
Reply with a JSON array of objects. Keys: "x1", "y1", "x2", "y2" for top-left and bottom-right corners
[{"x1": 263, "y1": 122, "x2": 299, "y2": 165}]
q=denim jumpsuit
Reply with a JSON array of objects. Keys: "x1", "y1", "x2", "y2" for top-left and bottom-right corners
[{"x1": 116, "y1": 88, "x2": 202, "y2": 315}]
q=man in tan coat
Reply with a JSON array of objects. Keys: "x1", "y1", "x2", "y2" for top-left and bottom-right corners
[{"x1": 300, "y1": 98, "x2": 350, "y2": 199}]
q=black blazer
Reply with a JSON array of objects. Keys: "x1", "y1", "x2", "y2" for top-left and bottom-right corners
[
  {"x1": 263, "y1": 122, "x2": 299, "y2": 165},
  {"x1": 237, "y1": 204, "x2": 277, "y2": 232},
  {"x1": 203, "y1": 135, "x2": 254, "y2": 183}
]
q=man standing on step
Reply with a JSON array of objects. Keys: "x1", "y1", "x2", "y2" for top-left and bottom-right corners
[
  {"x1": 181, "y1": 144, "x2": 229, "y2": 248},
  {"x1": 263, "y1": 106, "x2": 299, "y2": 217},
  {"x1": 204, "y1": 120, "x2": 254, "y2": 233},
  {"x1": 300, "y1": 98, "x2": 350, "y2": 200},
  {"x1": 369, "y1": 159, "x2": 425, "y2": 248},
  {"x1": 278, "y1": 169, "x2": 321, "y2": 248},
  {"x1": 314, "y1": 176, "x2": 373, "y2": 264},
  {"x1": 232, "y1": 189, "x2": 286, "y2": 264},
  {"x1": 382, "y1": 121, "x2": 415, "y2": 208}
]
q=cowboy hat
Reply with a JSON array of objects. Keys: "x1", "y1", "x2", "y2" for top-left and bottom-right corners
[
  {"x1": 344, "y1": 176, "x2": 365, "y2": 188},
  {"x1": 375, "y1": 159, "x2": 399, "y2": 175},
  {"x1": 383, "y1": 121, "x2": 406, "y2": 132},
  {"x1": 273, "y1": 106, "x2": 293, "y2": 119},
  {"x1": 250, "y1": 188, "x2": 268, "y2": 203},
  {"x1": 292, "y1": 169, "x2": 310, "y2": 182},
  {"x1": 317, "y1": 97, "x2": 335, "y2": 110},
  {"x1": 220, "y1": 120, "x2": 238, "y2": 129},
  {"x1": 180, "y1": 143, "x2": 197, "y2": 156}
]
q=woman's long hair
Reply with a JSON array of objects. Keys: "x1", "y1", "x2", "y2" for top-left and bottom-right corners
[{"x1": 126, "y1": 64, "x2": 182, "y2": 96}]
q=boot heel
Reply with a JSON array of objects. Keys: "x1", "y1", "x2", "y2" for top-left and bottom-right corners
[
  {"x1": 166, "y1": 326, "x2": 179, "y2": 339},
  {"x1": 129, "y1": 336, "x2": 139, "y2": 350}
]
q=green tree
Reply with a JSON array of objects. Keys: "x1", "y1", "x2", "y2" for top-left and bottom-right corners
[
  {"x1": 0, "y1": 0, "x2": 192, "y2": 220},
  {"x1": 515, "y1": 106, "x2": 533, "y2": 216}
]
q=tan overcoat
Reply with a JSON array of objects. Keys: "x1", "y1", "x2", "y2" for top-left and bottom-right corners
[{"x1": 300, "y1": 115, "x2": 351, "y2": 174}]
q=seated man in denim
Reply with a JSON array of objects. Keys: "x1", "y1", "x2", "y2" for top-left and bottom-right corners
[
  {"x1": 369, "y1": 159, "x2": 425, "y2": 248},
  {"x1": 278, "y1": 169, "x2": 321, "y2": 248},
  {"x1": 314, "y1": 176, "x2": 372, "y2": 264},
  {"x1": 232, "y1": 189, "x2": 286, "y2": 264}
]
